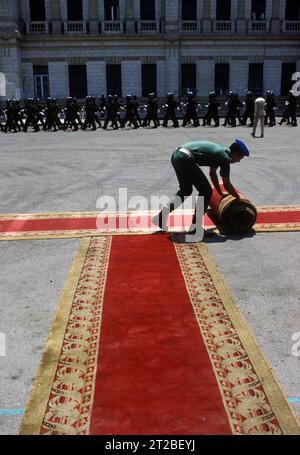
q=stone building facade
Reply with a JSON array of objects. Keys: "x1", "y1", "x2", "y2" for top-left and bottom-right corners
[{"x1": 0, "y1": 0, "x2": 299, "y2": 101}]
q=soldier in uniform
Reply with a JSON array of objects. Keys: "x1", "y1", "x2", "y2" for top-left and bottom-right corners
[
  {"x1": 34, "y1": 98, "x2": 46, "y2": 130},
  {"x1": 143, "y1": 93, "x2": 160, "y2": 128},
  {"x1": 223, "y1": 92, "x2": 234, "y2": 126},
  {"x1": 113, "y1": 95, "x2": 123, "y2": 127},
  {"x1": 132, "y1": 95, "x2": 142, "y2": 126},
  {"x1": 121, "y1": 95, "x2": 139, "y2": 129},
  {"x1": 242, "y1": 91, "x2": 254, "y2": 127},
  {"x1": 278, "y1": 91, "x2": 298, "y2": 126},
  {"x1": 287, "y1": 91, "x2": 298, "y2": 127},
  {"x1": 64, "y1": 97, "x2": 82, "y2": 131},
  {"x1": 265, "y1": 91, "x2": 276, "y2": 127},
  {"x1": 103, "y1": 95, "x2": 119, "y2": 130},
  {"x1": 202, "y1": 92, "x2": 220, "y2": 127},
  {"x1": 82, "y1": 96, "x2": 100, "y2": 130},
  {"x1": 3, "y1": 100, "x2": 15, "y2": 133},
  {"x1": 45, "y1": 97, "x2": 62, "y2": 131},
  {"x1": 162, "y1": 93, "x2": 180, "y2": 128},
  {"x1": 231, "y1": 93, "x2": 243, "y2": 127},
  {"x1": 23, "y1": 98, "x2": 40, "y2": 132},
  {"x1": 99, "y1": 94, "x2": 106, "y2": 120},
  {"x1": 182, "y1": 91, "x2": 199, "y2": 127},
  {"x1": 11, "y1": 99, "x2": 24, "y2": 132}
]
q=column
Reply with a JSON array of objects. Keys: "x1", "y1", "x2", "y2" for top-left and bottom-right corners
[
  {"x1": 89, "y1": 0, "x2": 99, "y2": 33},
  {"x1": 271, "y1": 0, "x2": 281, "y2": 32},
  {"x1": 202, "y1": 0, "x2": 212, "y2": 33},
  {"x1": 231, "y1": 0, "x2": 238, "y2": 19},
  {"x1": 266, "y1": 0, "x2": 273, "y2": 20},
  {"x1": 83, "y1": 0, "x2": 89, "y2": 21},
  {"x1": 165, "y1": 46, "x2": 179, "y2": 94},
  {"x1": 196, "y1": 59, "x2": 214, "y2": 96},
  {"x1": 122, "y1": 61, "x2": 141, "y2": 97},
  {"x1": 45, "y1": 0, "x2": 52, "y2": 20},
  {"x1": 244, "y1": 0, "x2": 251, "y2": 19},
  {"x1": 230, "y1": 60, "x2": 249, "y2": 94},
  {"x1": 51, "y1": 0, "x2": 62, "y2": 34},
  {"x1": 125, "y1": 0, "x2": 135, "y2": 33},
  {"x1": 165, "y1": 0, "x2": 179, "y2": 33},
  {"x1": 21, "y1": 62, "x2": 35, "y2": 98},
  {"x1": 236, "y1": 0, "x2": 247, "y2": 33},
  {"x1": 49, "y1": 61, "x2": 69, "y2": 99},
  {"x1": 280, "y1": 0, "x2": 286, "y2": 19},
  {"x1": 157, "y1": 60, "x2": 166, "y2": 96},
  {"x1": 264, "y1": 60, "x2": 282, "y2": 95},
  {"x1": 87, "y1": 61, "x2": 106, "y2": 95},
  {"x1": 1, "y1": 47, "x2": 22, "y2": 99}
]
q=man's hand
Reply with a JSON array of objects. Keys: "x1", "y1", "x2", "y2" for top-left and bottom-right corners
[{"x1": 222, "y1": 177, "x2": 240, "y2": 199}]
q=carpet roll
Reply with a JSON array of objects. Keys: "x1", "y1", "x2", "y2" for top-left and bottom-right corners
[{"x1": 210, "y1": 187, "x2": 257, "y2": 233}]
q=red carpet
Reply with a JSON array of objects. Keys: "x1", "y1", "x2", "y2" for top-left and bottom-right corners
[
  {"x1": 0, "y1": 206, "x2": 300, "y2": 240},
  {"x1": 20, "y1": 235, "x2": 300, "y2": 435},
  {"x1": 89, "y1": 235, "x2": 231, "y2": 435}
]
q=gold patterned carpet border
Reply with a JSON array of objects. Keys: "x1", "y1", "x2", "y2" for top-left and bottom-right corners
[{"x1": 175, "y1": 242, "x2": 300, "y2": 435}]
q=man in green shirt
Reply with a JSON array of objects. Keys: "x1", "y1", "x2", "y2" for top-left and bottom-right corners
[{"x1": 152, "y1": 139, "x2": 250, "y2": 234}]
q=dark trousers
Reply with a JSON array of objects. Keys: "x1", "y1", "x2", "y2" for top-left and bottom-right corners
[{"x1": 161, "y1": 150, "x2": 212, "y2": 225}]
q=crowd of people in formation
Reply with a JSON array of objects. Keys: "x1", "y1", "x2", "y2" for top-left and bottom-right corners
[{"x1": 0, "y1": 90, "x2": 298, "y2": 133}]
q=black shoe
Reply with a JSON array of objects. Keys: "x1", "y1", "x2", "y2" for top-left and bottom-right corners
[{"x1": 152, "y1": 212, "x2": 168, "y2": 231}]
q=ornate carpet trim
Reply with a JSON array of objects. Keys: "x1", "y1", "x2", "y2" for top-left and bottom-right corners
[
  {"x1": 174, "y1": 242, "x2": 300, "y2": 435},
  {"x1": 19, "y1": 236, "x2": 112, "y2": 435}
]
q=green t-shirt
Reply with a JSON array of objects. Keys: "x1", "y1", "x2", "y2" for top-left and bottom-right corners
[{"x1": 180, "y1": 141, "x2": 231, "y2": 177}]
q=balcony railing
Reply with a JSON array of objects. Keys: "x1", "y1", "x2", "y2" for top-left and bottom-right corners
[
  {"x1": 249, "y1": 20, "x2": 270, "y2": 32},
  {"x1": 64, "y1": 21, "x2": 86, "y2": 34},
  {"x1": 137, "y1": 20, "x2": 159, "y2": 33},
  {"x1": 214, "y1": 20, "x2": 234, "y2": 32},
  {"x1": 28, "y1": 21, "x2": 49, "y2": 34},
  {"x1": 180, "y1": 20, "x2": 200, "y2": 32},
  {"x1": 101, "y1": 20, "x2": 124, "y2": 33},
  {"x1": 282, "y1": 20, "x2": 300, "y2": 32}
]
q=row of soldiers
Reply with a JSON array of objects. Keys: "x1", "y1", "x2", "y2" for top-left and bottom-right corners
[{"x1": 0, "y1": 91, "x2": 298, "y2": 133}]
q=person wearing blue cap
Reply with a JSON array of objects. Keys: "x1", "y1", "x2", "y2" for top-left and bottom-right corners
[{"x1": 152, "y1": 139, "x2": 250, "y2": 234}]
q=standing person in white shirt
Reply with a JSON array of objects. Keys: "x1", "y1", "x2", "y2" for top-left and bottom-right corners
[{"x1": 251, "y1": 96, "x2": 266, "y2": 138}]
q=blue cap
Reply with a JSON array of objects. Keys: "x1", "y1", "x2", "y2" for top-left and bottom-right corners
[{"x1": 235, "y1": 139, "x2": 250, "y2": 157}]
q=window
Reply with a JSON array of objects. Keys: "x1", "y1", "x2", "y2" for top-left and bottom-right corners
[
  {"x1": 248, "y1": 63, "x2": 264, "y2": 95},
  {"x1": 140, "y1": 0, "x2": 155, "y2": 21},
  {"x1": 67, "y1": 0, "x2": 83, "y2": 21},
  {"x1": 251, "y1": 0, "x2": 266, "y2": 20},
  {"x1": 106, "y1": 64, "x2": 122, "y2": 96},
  {"x1": 285, "y1": 0, "x2": 300, "y2": 20},
  {"x1": 281, "y1": 63, "x2": 297, "y2": 96},
  {"x1": 182, "y1": 0, "x2": 197, "y2": 20},
  {"x1": 69, "y1": 65, "x2": 87, "y2": 98},
  {"x1": 215, "y1": 63, "x2": 229, "y2": 96},
  {"x1": 181, "y1": 64, "x2": 196, "y2": 96},
  {"x1": 142, "y1": 64, "x2": 157, "y2": 97},
  {"x1": 216, "y1": 0, "x2": 231, "y2": 21},
  {"x1": 33, "y1": 66, "x2": 49, "y2": 99},
  {"x1": 29, "y1": 0, "x2": 46, "y2": 21},
  {"x1": 104, "y1": 0, "x2": 120, "y2": 21}
]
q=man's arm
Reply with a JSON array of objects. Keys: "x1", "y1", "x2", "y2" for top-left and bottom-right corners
[
  {"x1": 222, "y1": 176, "x2": 240, "y2": 199},
  {"x1": 209, "y1": 167, "x2": 227, "y2": 196}
]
